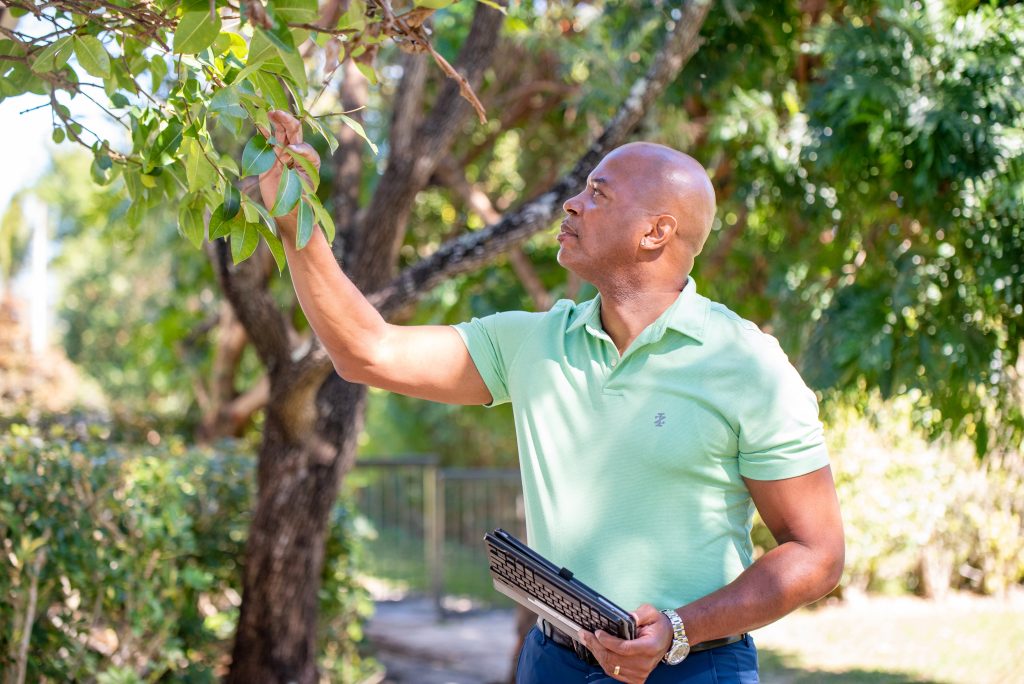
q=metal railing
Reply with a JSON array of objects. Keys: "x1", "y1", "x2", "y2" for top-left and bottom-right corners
[{"x1": 348, "y1": 455, "x2": 525, "y2": 614}]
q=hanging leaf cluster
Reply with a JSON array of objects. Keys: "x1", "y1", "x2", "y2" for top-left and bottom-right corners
[{"x1": 0, "y1": 0, "x2": 494, "y2": 267}]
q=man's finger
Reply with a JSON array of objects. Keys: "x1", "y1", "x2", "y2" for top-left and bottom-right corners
[
  {"x1": 286, "y1": 143, "x2": 321, "y2": 172},
  {"x1": 269, "y1": 109, "x2": 303, "y2": 146},
  {"x1": 596, "y1": 630, "x2": 659, "y2": 657},
  {"x1": 578, "y1": 630, "x2": 610, "y2": 665},
  {"x1": 633, "y1": 604, "x2": 662, "y2": 625}
]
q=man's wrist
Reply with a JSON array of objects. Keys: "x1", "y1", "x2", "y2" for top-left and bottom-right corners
[{"x1": 661, "y1": 608, "x2": 690, "y2": 665}]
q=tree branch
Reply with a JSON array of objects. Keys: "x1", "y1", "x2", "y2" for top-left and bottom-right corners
[
  {"x1": 388, "y1": 51, "x2": 429, "y2": 168},
  {"x1": 369, "y1": 0, "x2": 714, "y2": 318},
  {"x1": 330, "y1": 58, "x2": 370, "y2": 265},
  {"x1": 434, "y1": 155, "x2": 554, "y2": 311},
  {"x1": 348, "y1": 2, "x2": 504, "y2": 290}
]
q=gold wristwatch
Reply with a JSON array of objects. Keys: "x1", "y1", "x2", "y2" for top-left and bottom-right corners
[{"x1": 661, "y1": 609, "x2": 690, "y2": 665}]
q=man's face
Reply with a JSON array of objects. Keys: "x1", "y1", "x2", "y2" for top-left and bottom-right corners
[{"x1": 557, "y1": 150, "x2": 652, "y2": 279}]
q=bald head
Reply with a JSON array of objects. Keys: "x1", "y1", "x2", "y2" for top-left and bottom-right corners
[{"x1": 607, "y1": 142, "x2": 717, "y2": 259}]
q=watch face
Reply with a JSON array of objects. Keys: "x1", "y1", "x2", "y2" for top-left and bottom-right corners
[{"x1": 665, "y1": 642, "x2": 690, "y2": 665}]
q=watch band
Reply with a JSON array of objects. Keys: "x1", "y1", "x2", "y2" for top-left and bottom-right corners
[{"x1": 661, "y1": 609, "x2": 690, "y2": 665}]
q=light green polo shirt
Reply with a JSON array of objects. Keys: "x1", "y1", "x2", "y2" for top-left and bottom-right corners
[{"x1": 453, "y1": 277, "x2": 829, "y2": 611}]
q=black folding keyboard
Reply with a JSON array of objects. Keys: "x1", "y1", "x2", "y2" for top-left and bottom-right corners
[{"x1": 484, "y1": 528, "x2": 636, "y2": 640}]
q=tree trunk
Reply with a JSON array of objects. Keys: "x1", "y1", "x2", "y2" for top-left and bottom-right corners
[{"x1": 226, "y1": 375, "x2": 366, "y2": 683}]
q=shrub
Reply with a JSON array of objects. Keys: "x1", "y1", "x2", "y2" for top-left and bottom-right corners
[
  {"x1": 0, "y1": 423, "x2": 376, "y2": 682},
  {"x1": 825, "y1": 397, "x2": 1024, "y2": 597}
]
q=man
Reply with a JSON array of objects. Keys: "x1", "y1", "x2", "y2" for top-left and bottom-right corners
[{"x1": 260, "y1": 110, "x2": 844, "y2": 684}]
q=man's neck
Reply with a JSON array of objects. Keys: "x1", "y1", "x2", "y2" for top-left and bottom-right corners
[{"x1": 597, "y1": 278, "x2": 687, "y2": 354}]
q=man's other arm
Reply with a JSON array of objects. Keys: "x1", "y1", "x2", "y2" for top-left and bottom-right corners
[
  {"x1": 582, "y1": 466, "x2": 844, "y2": 683},
  {"x1": 260, "y1": 111, "x2": 492, "y2": 406},
  {"x1": 676, "y1": 465, "x2": 845, "y2": 642}
]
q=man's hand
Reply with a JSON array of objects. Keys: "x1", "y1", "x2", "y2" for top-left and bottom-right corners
[
  {"x1": 578, "y1": 604, "x2": 672, "y2": 683},
  {"x1": 257, "y1": 110, "x2": 321, "y2": 235}
]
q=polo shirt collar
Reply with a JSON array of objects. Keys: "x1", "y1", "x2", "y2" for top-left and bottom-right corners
[{"x1": 566, "y1": 277, "x2": 708, "y2": 344}]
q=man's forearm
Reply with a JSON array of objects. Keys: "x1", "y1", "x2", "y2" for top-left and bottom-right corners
[
  {"x1": 276, "y1": 216, "x2": 386, "y2": 377},
  {"x1": 675, "y1": 540, "x2": 843, "y2": 645}
]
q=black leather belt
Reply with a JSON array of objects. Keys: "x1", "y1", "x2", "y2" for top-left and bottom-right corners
[{"x1": 538, "y1": 619, "x2": 744, "y2": 666}]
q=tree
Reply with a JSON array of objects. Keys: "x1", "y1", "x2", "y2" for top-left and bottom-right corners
[{"x1": 1, "y1": 0, "x2": 714, "y2": 679}]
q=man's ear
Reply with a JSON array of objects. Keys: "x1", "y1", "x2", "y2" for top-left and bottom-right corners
[{"x1": 640, "y1": 215, "x2": 677, "y2": 250}]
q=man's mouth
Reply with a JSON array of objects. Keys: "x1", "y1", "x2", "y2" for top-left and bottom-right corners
[{"x1": 557, "y1": 221, "x2": 577, "y2": 241}]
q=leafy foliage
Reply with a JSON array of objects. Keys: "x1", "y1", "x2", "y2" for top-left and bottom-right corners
[
  {"x1": 0, "y1": 0, "x2": 494, "y2": 271},
  {"x1": 822, "y1": 397, "x2": 1024, "y2": 596},
  {"x1": 643, "y1": 0, "x2": 1024, "y2": 455},
  {"x1": 0, "y1": 421, "x2": 376, "y2": 682}
]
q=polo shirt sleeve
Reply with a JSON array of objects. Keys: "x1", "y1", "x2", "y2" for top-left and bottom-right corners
[
  {"x1": 452, "y1": 310, "x2": 543, "y2": 406},
  {"x1": 736, "y1": 338, "x2": 830, "y2": 481}
]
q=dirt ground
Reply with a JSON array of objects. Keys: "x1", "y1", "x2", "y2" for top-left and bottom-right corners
[{"x1": 365, "y1": 597, "x2": 519, "y2": 684}]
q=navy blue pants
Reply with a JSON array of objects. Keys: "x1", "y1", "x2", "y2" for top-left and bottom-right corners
[{"x1": 515, "y1": 627, "x2": 759, "y2": 684}]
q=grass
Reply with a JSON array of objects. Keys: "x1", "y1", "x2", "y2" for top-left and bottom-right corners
[{"x1": 753, "y1": 594, "x2": 1024, "y2": 684}]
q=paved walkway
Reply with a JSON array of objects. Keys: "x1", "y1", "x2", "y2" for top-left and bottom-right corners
[{"x1": 365, "y1": 597, "x2": 519, "y2": 684}]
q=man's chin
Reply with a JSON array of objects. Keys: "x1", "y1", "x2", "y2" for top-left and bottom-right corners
[{"x1": 556, "y1": 249, "x2": 582, "y2": 277}]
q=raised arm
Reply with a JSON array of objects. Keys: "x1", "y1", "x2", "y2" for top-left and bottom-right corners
[{"x1": 258, "y1": 111, "x2": 492, "y2": 406}]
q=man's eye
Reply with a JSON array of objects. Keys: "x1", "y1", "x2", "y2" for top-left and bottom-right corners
[{"x1": 591, "y1": 187, "x2": 602, "y2": 197}]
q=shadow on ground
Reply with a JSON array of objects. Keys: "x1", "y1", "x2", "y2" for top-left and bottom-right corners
[{"x1": 759, "y1": 649, "x2": 942, "y2": 684}]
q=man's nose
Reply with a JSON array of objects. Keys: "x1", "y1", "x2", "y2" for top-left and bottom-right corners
[{"x1": 563, "y1": 192, "x2": 583, "y2": 215}]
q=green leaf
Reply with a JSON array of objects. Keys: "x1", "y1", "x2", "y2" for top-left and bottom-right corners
[
  {"x1": 250, "y1": 197, "x2": 278, "y2": 233},
  {"x1": 241, "y1": 134, "x2": 276, "y2": 176},
  {"x1": 250, "y1": 72, "x2": 291, "y2": 111},
  {"x1": 271, "y1": 34, "x2": 308, "y2": 93},
  {"x1": 210, "y1": 85, "x2": 247, "y2": 118},
  {"x1": 178, "y1": 201, "x2": 205, "y2": 248},
  {"x1": 209, "y1": 202, "x2": 245, "y2": 237},
  {"x1": 260, "y1": 22, "x2": 295, "y2": 54},
  {"x1": 184, "y1": 139, "x2": 218, "y2": 192},
  {"x1": 174, "y1": 12, "x2": 222, "y2": 54},
  {"x1": 415, "y1": 0, "x2": 456, "y2": 7},
  {"x1": 296, "y1": 197, "x2": 314, "y2": 248},
  {"x1": 238, "y1": 31, "x2": 277, "y2": 82},
  {"x1": 337, "y1": 0, "x2": 367, "y2": 30},
  {"x1": 109, "y1": 92, "x2": 130, "y2": 108},
  {"x1": 307, "y1": 116, "x2": 339, "y2": 154},
  {"x1": 31, "y1": 37, "x2": 73, "y2": 73},
  {"x1": 73, "y1": 35, "x2": 111, "y2": 78},
  {"x1": 254, "y1": 221, "x2": 286, "y2": 272},
  {"x1": 340, "y1": 114, "x2": 378, "y2": 155},
  {"x1": 149, "y1": 121, "x2": 184, "y2": 166},
  {"x1": 241, "y1": 195, "x2": 260, "y2": 223},
  {"x1": 285, "y1": 147, "x2": 319, "y2": 191},
  {"x1": 90, "y1": 155, "x2": 113, "y2": 185},
  {"x1": 223, "y1": 183, "x2": 241, "y2": 219},
  {"x1": 208, "y1": 204, "x2": 236, "y2": 239},
  {"x1": 150, "y1": 54, "x2": 168, "y2": 91},
  {"x1": 354, "y1": 61, "x2": 377, "y2": 86},
  {"x1": 309, "y1": 194, "x2": 335, "y2": 244},
  {"x1": 230, "y1": 222, "x2": 260, "y2": 263},
  {"x1": 270, "y1": 0, "x2": 319, "y2": 24},
  {"x1": 270, "y1": 167, "x2": 302, "y2": 216},
  {"x1": 52, "y1": 128, "x2": 65, "y2": 144}
]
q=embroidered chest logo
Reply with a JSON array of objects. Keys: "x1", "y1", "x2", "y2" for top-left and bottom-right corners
[{"x1": 654, "y1": 412, "x2": 667, "y2": 427}]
